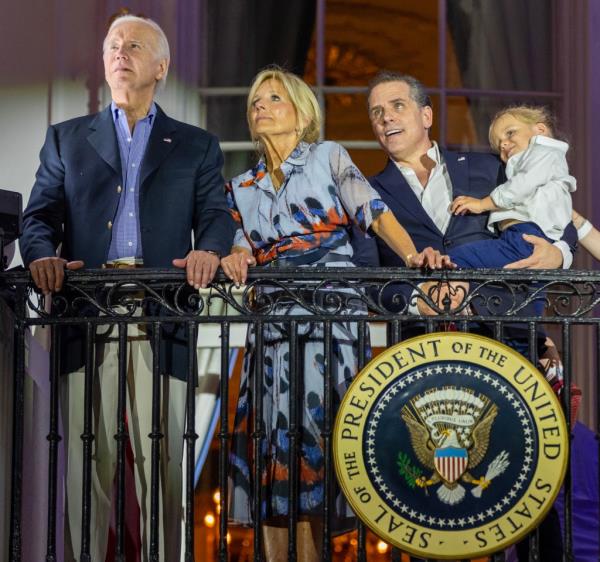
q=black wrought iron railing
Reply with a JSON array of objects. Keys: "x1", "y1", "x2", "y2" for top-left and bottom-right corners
[{"x1": 1, "y1": 267, "x2": 599, "y2": 562}]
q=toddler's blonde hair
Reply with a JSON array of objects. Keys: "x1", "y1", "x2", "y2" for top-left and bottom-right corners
[{"x1": 488, "y1": 105, "x2": 557, "y2": 150}]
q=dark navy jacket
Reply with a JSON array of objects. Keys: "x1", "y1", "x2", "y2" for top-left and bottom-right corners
[
  {"x1": 369, "y1": 150, "x2": 506, "y2": 263},
  {"x1": 20, "y1": 104, "x2": 236, "y2": 378}
]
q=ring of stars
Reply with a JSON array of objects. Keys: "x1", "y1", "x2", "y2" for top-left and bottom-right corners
[{"x1": 363, "y1": 362, "x2": 537, "y2": 531}]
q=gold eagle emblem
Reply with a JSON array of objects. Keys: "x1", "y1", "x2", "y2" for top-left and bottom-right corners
[{"x1": 401, "y1": 386, "x2": 507, "y2": 505}]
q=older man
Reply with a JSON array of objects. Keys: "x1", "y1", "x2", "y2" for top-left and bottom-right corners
[
  {"x1": 363, "y1": 70, "x2": 569, "y2": 562},
  {"x1": 20, "y1": 15, "x2": 234, "y2": 561}
]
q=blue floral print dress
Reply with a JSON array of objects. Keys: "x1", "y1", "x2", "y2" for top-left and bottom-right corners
[{"x1": 226, "y1": 141, "x2": 389, "y2": 530}]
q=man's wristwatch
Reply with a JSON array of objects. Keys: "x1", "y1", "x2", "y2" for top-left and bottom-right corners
[{"x1": 205, "y1": 250, "x2": 220, "y2": 257}]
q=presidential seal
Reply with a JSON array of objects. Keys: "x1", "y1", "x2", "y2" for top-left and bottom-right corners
[{"x1": 333, "y1": 333, "x2": 568, "y2": 559}]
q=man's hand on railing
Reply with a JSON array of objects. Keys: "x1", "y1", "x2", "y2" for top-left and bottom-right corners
[
  {"x1": 220, "y1": 247, "x2": 257, "y2": 287},
  {"x1": 409, "y1": 247, "x2": 456, "y2": 269},
  {"x1": 29, "y1": 257, "x2": 85, "y2": 295},
  {"x1": 504, "y1": 234, "x2": 562, "y2": 269},
  {"x1": 173, "y1": 250, "x2": 220, "y2": 290}
]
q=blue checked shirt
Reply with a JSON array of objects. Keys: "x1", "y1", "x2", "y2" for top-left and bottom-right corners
[{"x1": 107, "y1": 101, "x2": 156, "y2": 260}]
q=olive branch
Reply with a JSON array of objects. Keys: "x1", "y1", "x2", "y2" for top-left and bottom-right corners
[{"x1": 396, "y1": 452, "x2": 423, "y2": 488}]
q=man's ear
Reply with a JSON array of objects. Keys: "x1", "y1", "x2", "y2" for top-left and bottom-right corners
[
  {"x1": 422, "y1": 105, "x2": 433, "y2": 130},
  {"x1": 155, "y1": 59, "x2": 168, "y2": 82},
  {"x1": 534, "y1": 122, "x2": 549, "y2": 136}
]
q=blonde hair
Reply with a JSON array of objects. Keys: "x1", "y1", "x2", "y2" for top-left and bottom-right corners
[
  {"x1": 488, "y1": 105, "x2": 557, "y2": 149},
  {"x1": 247, "y1": 66, "x2": 322, "y2": 150}
]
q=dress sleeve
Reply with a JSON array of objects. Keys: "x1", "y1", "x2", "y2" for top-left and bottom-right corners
[
  {"x1": 328, "y1": 143, "x2": 389, "y2": 232},
  {"x1": 225, "y1": 180, "x2": 253, "y2": 252}
]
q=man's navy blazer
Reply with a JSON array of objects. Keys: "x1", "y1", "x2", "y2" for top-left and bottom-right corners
[
  {"x1": 368, "y1": 149, "x2": 505, "y2": 265},
  {"x1": 21, "y1": 104, "x2": 233, "y2": 268},
  {"x1": 20, "y1": 104, "x2": 236, "y2": 378}
]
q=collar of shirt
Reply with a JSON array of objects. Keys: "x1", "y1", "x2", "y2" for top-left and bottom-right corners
[
  {"x1": 393, "y1": 141, "x2": 443, "y2": 193},
  {"x1": 394, "y1": 141, "x2": 453, "y2": 233},
  {"x1": 111, "y1": 101, "x2": 156, "y2": 134},
  {"x1": 530, "y1": 135, "x2": 569, "y2": 152},
  {"x1": 505, "y1": 134, "x2": 570, "y2": 177},
  {"x1": 251, "y1": 141, "x2": 311, "y2": 191}
]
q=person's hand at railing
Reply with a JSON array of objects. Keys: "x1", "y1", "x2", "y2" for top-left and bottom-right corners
[
  {"x1": 407, "y1": 247, "x2": 455, "y2": 269},
  {"x1": 220, "y1": 247, "x2": 257, "y2": 287},
  {"x1": 172, "y1": 250, "x2": 221, "y2": 290},
  {"x1": 29, "y1": 257, "x2": 85, "y2": 295},
  {"x1": 370, "y1": 211, "x2": 455, "y2": 269},
  {"x1": 503, "y1": 235, "x2": 563, "y2": 269}
]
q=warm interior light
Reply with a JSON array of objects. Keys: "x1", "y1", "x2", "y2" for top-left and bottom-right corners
[
  {"x1": 376, "y1": 540, "x2": 389, "y2": 554},
  {"x1": 213, "y1": 490, "x2": 220, "y2": 504},
  {"x1": 204, "y1": 513, "x2": 216, "y2": 528}
]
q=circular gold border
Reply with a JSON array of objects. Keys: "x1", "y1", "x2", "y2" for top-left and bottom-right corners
[{"x1": 333, "y1": 332, "x2": 568, "y2": 559}]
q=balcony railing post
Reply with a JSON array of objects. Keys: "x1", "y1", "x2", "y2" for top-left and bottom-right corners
[
  {"x1": 79, "y1": 322, "x2": 95, "y2": 562},
  {"x1": 45, "y1": 325, "x2": 62, "y2": 562},
  {"x1": 218, "y1": 321, "x2": 230, "y2": 562},
  {"x1": 9, "y1": 283, "x2": 27, "y2": 562},
  {"x1": 356, "y1": 320, "x2": 367, "y2": 562},
  {"x1": 252, "y1": 321, "x2": 265, "y2": 561},
  {"x1": 184, "y1": 321, "x2": 199, "y2": 562},
  {"x1": 149, "y1": 321, "x2": 163, "y2": 562},
  {"x1": 562, "y1": 322, "x2": 574, "y2": 562},
  {"x1": 321, "y1": 320, "x2": 333, "y2": 562},
  {"x1": 287, "y1": 320, "x2": 299, "y2": 562},
  {"x1": 114, "y1": 322, "x2": 128, "y2": 562}
]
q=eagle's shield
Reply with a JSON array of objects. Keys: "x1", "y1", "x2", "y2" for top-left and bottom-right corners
[{"x1": 434, "y1": 447, "x2": 468, "y2": 483}]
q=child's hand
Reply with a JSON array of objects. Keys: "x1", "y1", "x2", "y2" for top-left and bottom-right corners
[{"x1": 451, "y1": 196, "x2": 487, "y2": 215}]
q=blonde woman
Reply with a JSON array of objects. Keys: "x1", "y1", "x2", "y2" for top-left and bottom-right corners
[{"x1": 221, "y1": 66, "x2": 449, "y2": 561}]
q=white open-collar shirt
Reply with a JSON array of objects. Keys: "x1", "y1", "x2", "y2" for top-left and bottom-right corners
[{"x1": 394, "y1": 141, "x2": 452, "y2": 234}]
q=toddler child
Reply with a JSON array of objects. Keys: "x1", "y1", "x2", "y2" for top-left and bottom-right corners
[{"x1": 449, "y1": 105, "x2": 576, "y2": 268}]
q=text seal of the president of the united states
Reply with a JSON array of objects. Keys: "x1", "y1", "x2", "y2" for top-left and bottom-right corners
[{"x1": 333, "y1": 333, "x2": 568, "y2": 559}]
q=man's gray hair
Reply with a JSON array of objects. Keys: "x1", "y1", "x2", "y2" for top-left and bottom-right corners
[
  {"x1": 367, "y1": 70, "x2": 432, "y2": 108},
  {"x1": 103, "y1": 15, "x2": 170, "y2": 88}
]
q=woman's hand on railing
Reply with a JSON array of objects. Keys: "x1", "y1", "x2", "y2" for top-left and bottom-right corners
[
  {"x1": 220, "y1": 248, "x2": 257, "y2": 287},
  {"x1": 407, "y1": 247, "x2": 456, "y2": 269}
]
